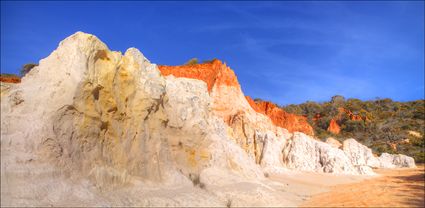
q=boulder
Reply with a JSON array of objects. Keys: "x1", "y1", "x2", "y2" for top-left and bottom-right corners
[
  {"x1": 379, "y1": 153, "x2": 416, "y2": 168},
  {"x1": 282, "y1": 133, "x2": 369, "y2": 174},
  {"x1": 342, "y1": 139, "x2": 381, "y2": 168},
  {"x1": 325, "y1": 137, "x2": 342, "y2": 149}
]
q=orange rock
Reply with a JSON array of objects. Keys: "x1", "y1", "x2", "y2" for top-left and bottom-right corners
[
  {"x1": 245, "y1": 96, "x2": 261, "y2": 112},
  {"x1": 327, "y1": 119, "x2": 341, "y2": 134},
  {"x1": 246, "y1": 97, "x2": 314, "y2": 136},
  {"x1": 159, "y1": 60, "x2": 314, "y2": 136},
  {"x1": 0, "y1": 75, "x2": 21, "y2": 83},
  {"x1": 158, "y1": 59, "x2": 240, "y2": 92},
  {"x1": 326, "y1": 137, "x2": 342, "y2": 149},
  {"x1": 312, "y1": 113, "x2": 322, "y2": 123},
  {"x1": 337, "y1": 107, "x2": 364, "y2": 121},
  {"x1": 351, "y1": 114, "x2": 363, "y2": 121},
  {"x1": 389, "y1": 143, "x2": 397, "y2": 151},
  {"x1": 326, "y1": 107, "x2": 365, "y2": 134}
]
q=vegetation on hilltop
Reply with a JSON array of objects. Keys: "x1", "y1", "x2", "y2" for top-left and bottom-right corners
[
  {"x1": 184, "y1": 58, "x2": 199, "y2": 65},
  {"x1": 1, "y1": 63, "x2": 38, "y2": 80},
  {"x1": 184, "y1": 58, "x2": 219, "y2": 65},
  {"x1": 20, "y1": 63, "x2": 38, "y2": 76},
  {"x1": 281, "y1": 95, "x2": 425, "y2": 162}
]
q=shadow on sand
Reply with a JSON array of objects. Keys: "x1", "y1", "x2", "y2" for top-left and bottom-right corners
[{"x1": 393, "y1": 171, "x2": 425, "y2": 207}]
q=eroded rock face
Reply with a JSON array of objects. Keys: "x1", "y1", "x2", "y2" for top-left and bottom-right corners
[
  {"x1": 325, "y1": 107, "x2": 366, "y2": 134},
  {"x1": 158, "y1": 63, "x2": 314, "y2": 137},
  {"x1": 159, "y1": 60, "x2": 290, "y2": 170},
  {"x1": 327, "y1": 119, "x2": 341, "y2": 134},
  {"x1": 342, "y1": 139, "x2": 381, "y2": 168},
  {"x1": 1, "y1": 32, "x2": 263, "y2": 191},
  {"x1": 325, "y1": 137, "x2": 342, "y2": 149},
  {"x1": 246, "y1": 97, "x2": 314, "y2": 136},
  {"x1": 379, "y1": 153, "x2": 416, "y2": 168},
  {"x1": 2, "y1": 31, "x2": 416, "y2": 207},
  {"x1": 158, "y1": 60, "x2": 239, "y2": 92},
  {"x1": 282, "y1": 133, "x2": 370, "y2": 174}
]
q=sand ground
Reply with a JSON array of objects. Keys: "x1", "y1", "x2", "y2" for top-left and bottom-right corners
[
  {"x1": 302, "y1": 165, "x2": 425, "y2": 207},
  {"x1": 2, "y1": 159, "x2": 423, "y2": 206}
]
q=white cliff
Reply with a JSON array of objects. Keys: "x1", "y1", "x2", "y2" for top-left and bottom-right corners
[
  {"x1": 379, "y1": 153, "x2": 416, "y2": 168},
  {"x1": 343, "y1": 139, "x2": 381, "y2": 169},
  {"x1": 0, "y1": 32, "x2": 267, "y2": 206},
  {"x1": 0, "y1": 32, "x2": 417, "y2": 206}
]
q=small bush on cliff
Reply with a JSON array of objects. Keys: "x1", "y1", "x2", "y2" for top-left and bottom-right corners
[
  {"x1": 202, "y1": 58, "x2": 218, "y2": 63},
  {"x1": 20, "y1": 63, "x2": 38, "y2": 76},
  {"x1": 0, "y1": 73, "x2": 20, "y2": 78},
  {"x1": 185, "y1": 58, "x2": 199, "y2": 65}
]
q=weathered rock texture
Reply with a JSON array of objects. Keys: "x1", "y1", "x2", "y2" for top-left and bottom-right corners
[
  {"x1": 378, "y1": 153, "x2": 416, "y2": 168},
  {"x1": 325, "y1": 137, "x2": 342, "y2": 149},
  {"x1": 246, "y1": 97, "x2": 314, "y2": 136},
  {"x1": 159, "y1": 60, "x2": 292, "y2": 170},
  {"x1": 0, "y1": 32, "x2": 416, "y2": 206},
  {"x1": 158, "y1": 63, "x2": 314, "y2": 136},
  {"x1": 1, "y1": 32, "x2": 272, "y2": 206},
  {"x1": 343, "y1": 139, "x2": 381, "y2": 169},
  {"x1": 337, "y1": 107, "x2": 365, "y2": 121},
  {"x1": 282, "y1": 133, "x2": 373, "y2": 174},
  {"x1": 158, "y1": 60, "x2": 239, "y2": 92},
  {"x1": 327, "y1": 119, "x2": 341, "y2": 134}
]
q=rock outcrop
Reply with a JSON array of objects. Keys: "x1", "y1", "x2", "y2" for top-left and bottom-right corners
[
  {"x1": 0, "y1": 31, "x2": 416, "y2": 206},
  {"x1": 159, "y1": 63, "x2": 314, "y2": 136},
  {"x1": 246, "y1": 97, "x2": 314, "y2": 136},
  {"x1": 337, "y1": 107, "x2": 364, "y2": 121},
  {"x1": 378, "y1": 153, "x2": 416, "y2": 168},
  {"x1": 159, "y1": 60, "x2": 293, "y2": 170},
  {"x1": 282, "y1": 133, "x2": 372, "y2": 174},
  {"x1": 342, "y1": 139, "x2": 381, "y2": 168},
  {"x1": 326, "y1": 107, "x2": 366, "y2": 134},
  {"x1": 158, "y1": 59, "x2": 239, "y2": 92},
  {"x1": 327, "y1": 119, "x2": 341, "y2": 134},
  {"x1": 325, "y1": 137, "x2": 342, "y2": 149},
  {"x1": 1, "y1": 32, "x2": 267, "y2": 206}
]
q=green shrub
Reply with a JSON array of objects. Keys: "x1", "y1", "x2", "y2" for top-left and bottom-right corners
[
  {"x1": 20, "y1": 63, "x2": 38, "y2": 76},
  {"x1": 281, "y1": 96, "x2": 425, "y2": 162},
  {"x1": 185, "y1": 58, "x2": 199, "y2": 65},
  {"x1": 202, "y1": 58, "x2": 218, "y2": 63}
]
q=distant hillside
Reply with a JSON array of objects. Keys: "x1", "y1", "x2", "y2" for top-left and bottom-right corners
[
  {"x1": 0, "y1": 73, "x2": 21, "y2": 83},
  {"x1": 281, "y1": 96, "x2": 425, "y2": 162}
]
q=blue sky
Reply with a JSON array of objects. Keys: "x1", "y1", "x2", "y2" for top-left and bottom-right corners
[{"x1": 1, "y1": 1, "x2": 424, "y2": 105}]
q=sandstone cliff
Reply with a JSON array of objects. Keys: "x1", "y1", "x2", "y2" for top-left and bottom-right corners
[
  {"x1": 160, "y1": 60, "x2": 289, "y2": 171},
  {"x1": 0, "y1": 32, "x2": 416, "y2": 206},
  {"x1": 159, "y1": 61, "x2": 314, "y2": 136},
  {"x1": 246, "y1": 97, "x2": 314, "y2": 136},
  {"x1": 0, "y1": 75, "x2": 21, "y2": 83},
  {"x1": 158, "y1": 59, "x2": 239, "y2": 92}
]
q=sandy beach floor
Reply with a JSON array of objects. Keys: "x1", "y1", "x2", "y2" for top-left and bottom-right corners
[{"x1": 302, "y1": 165, "x2": 425, "y2": 207}]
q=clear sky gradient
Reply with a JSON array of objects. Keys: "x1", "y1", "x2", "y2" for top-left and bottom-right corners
[{"x1": 1, "y1": 1, "x2": 424, "y2": 105}]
